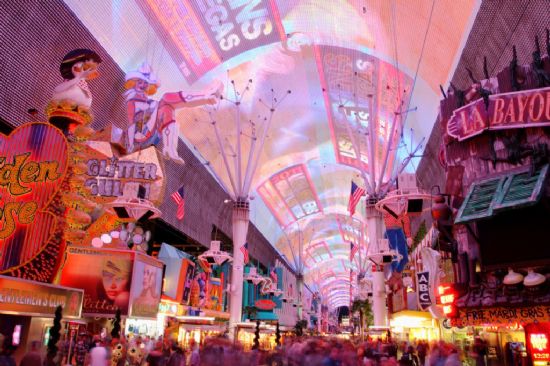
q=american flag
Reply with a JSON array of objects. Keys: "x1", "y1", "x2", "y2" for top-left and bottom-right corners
[
  {"x1": 171, "y1": 185, "x2": 185, "y2": 220},
  {"x1": 348, "y1": 181, "x2": 366, "y2": 216},
  {"x1": 240, "y1": 242, "x2": 249, "y2": 264},
  {"x1": 350, "y1": 242, "x2": 359, "y2": 261},
  {"x1": 270, "y1": 267, "x2": 278, "y2": 283}
]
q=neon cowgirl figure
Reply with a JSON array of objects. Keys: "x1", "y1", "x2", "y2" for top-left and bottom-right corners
[{"x1": 124, "y1": 63, "x2": 223, "y2": 164}]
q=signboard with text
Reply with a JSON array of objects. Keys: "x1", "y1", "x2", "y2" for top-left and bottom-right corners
[
  {"x1": 83, "y1": 146, "x2": 165, "y2": 205},
  {"x1": 453, "y1": 305, "x2": 550, "y2": 327},
  {"x1": 446, "y1": 87, "x2": 550, "y2": 141},
  {"x1": 0, "y1": 275, "x2": 83, "y2": 318},
  {"x1": 416, "y1": 271, "x2": 432, "y2": 310},
  {"x1": 0, "y1": 123, "x2": 68, "y2": 281},
  {"x1": 137, "y1": 0, "x2": 285, "y2": 83}
]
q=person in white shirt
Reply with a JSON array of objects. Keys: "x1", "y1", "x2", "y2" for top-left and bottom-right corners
[{"x1": 89, "y1": 339, "x2": 109, "y2": 366}]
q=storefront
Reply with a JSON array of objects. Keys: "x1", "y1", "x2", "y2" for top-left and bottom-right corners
[
  {"x1": 0, "y1": 275, "x2": 83, "y2": 362},
  {"x1": 443, "y1": 304, "x2": 550, "y2": 365},
  {"x1": 390, "y1": 310, "x2": 439, "y2": 343},
  {"x1": 236, "y1": 322, "x2": 278, "y2": 351}
]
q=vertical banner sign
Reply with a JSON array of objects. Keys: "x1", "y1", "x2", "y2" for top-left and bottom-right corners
[
  {"x1": 0, "y1": 123, "x2": 68, "y2": 282},
  {"x1": 416, "y1": 271, "x2": 432, "y2": 310}
]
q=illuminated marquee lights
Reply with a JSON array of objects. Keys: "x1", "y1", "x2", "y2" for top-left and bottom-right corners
[
  {"x1": 138, "y1": 0, "x2": 285, "y2": 82},
  {"x1": 437, "y1": 284, "x2": 457, "y2": 318}
]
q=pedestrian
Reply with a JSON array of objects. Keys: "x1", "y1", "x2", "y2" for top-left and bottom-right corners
[
  {"x1": 189, "y1": 340, "x2": 200, "y2": 366},
  {"x1": 145, "y1": 341, "x2": 166, "y2": 366},
  {"x1": 89, "y1": 338, "x2": 109, "y2": 366},
  {"x1": 74, "y1": 335, "x2": 89, "y2": 366},
  {"x1": 416, "y1": 341, "x2": 427, "y2": 366},
  {"x1": 20, "y1": 340, "x2": 42, "y2": 366},
  {"x1": 443, "y1": 347, "x2": 461, "y2": 366},
  {"x1": 167, "y1": 342, "x2": 185, "y2": 366},
  {"x1": 399, "y1": 346, "x2": 419, "y2": 366},
  {"x1": 0, "y1": 337, "x2": 16, "y2": 366}
]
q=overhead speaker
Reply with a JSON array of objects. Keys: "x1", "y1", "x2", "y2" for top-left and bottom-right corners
[
  {"x1": 113, "y1": 207, "x2": 130, "y2": 219},
  {"x1": 407, "y1": 199, "x2": 423, "y2": 213},
  {"x1": 382, "y1": 255, "x2": 393, "y2": 263},
  {"x1": 137, "y1": 185, "x2": 147, "y2": 199},
  {"x1": 138, "y1": 210, "x2": 155, "y2": 222},
  {"x1": 205, "y1": 256, "x2": 217, "y2": 264},
  {"x1": 382, "y1": 205, "x2": 399, "y2": 219}
]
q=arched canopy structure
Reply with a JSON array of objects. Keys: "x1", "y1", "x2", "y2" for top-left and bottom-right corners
[{"x1": 65, "y1": 0, "x2": 480, "y2": 310}]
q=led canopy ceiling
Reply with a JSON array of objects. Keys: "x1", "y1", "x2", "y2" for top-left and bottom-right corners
[{"x1": 66, "y1": 0, "x2": 479, "y2": 309}]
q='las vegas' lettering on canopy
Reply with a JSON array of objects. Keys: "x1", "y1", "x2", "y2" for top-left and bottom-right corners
[{"x1": 447, "y1": 87, "x2": 550, "y2": 141}]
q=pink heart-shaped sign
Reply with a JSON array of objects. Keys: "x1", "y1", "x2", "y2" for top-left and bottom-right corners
[{"x1": 0, "y1": 123, "x2": 68, "y2": 280}]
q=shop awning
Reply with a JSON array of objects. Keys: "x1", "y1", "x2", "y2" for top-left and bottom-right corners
[{"x1": 455, "y1": 165, "x2": 549, "y2": 224}]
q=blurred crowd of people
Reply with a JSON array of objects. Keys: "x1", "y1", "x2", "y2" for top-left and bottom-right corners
[{"x1": 0, "y1": 332, "x2": 491, "y2": 366}]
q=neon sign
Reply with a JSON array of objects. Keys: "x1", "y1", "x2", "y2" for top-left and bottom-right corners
[
  {"x1": 525, "y1": 322, "x2": 550, "y2": 362},
  {"x1": 531, "y1": 334, "x2": 548, "y2": 351},
  {"x1": 437, "y1": 284, "x2": 457, "y2": 317},
  {"x1": 0, "y1": 153, "x2": 62, "y2": 239},
  {"x1": 0, "y1": 123, "x2": 68, "y2": 281}
]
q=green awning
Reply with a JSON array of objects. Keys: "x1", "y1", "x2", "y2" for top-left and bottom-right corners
[{"x1": 455, "y1": 165, "x2": 549, "y2": 224}]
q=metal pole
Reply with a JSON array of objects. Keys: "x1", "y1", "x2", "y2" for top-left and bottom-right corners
[
  {"x1": 241, "y1": 123, "x2": 257, "y2": 199},
  {"x1": 365, "y1": 98, "x2": 377, "y2": 192},
  {"x1": 341, "y1": 108, "x2": 374, "y2": 195},
  {"x1": 229, "y1": 200, "x2": 250, "y2": 339},
  {"x1": 380, "y1": 137, "x2": 424, "y2": 197},
  {"x1": 366, "y1": 203, "x2": 388, "y2": 328},
  {"x1": 242, "y1": 112, "x2": 274, "y2": 196},
  {"x1": 235, "y1": 103, "x2": 243, "y2": 197},
  {"x1": 212, "y1": 121, "x2": 238, "y2": 198},
  {"x1": 377, "y1": 111, "x2": 400, "y2": 191}
]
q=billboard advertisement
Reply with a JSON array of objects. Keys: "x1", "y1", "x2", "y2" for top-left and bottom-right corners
[
  {"x1": 60, "y1": 247, "x2": 134, "y2": 316},
  {"x1": 129, "y1": 255, "x2": 164, "y2": 318}
]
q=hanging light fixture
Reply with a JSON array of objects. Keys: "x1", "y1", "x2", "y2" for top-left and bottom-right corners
[
  {"x1": 503, "y1": 268, "x2": 524, "y2": 285},
  {"x1": 198, "y1": 240, "x2": 233, "y2": 266}
]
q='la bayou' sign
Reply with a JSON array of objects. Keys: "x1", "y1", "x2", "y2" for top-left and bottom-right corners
[{"x1": 446, "y1": 87, "x2": 550, "y2": 141}]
